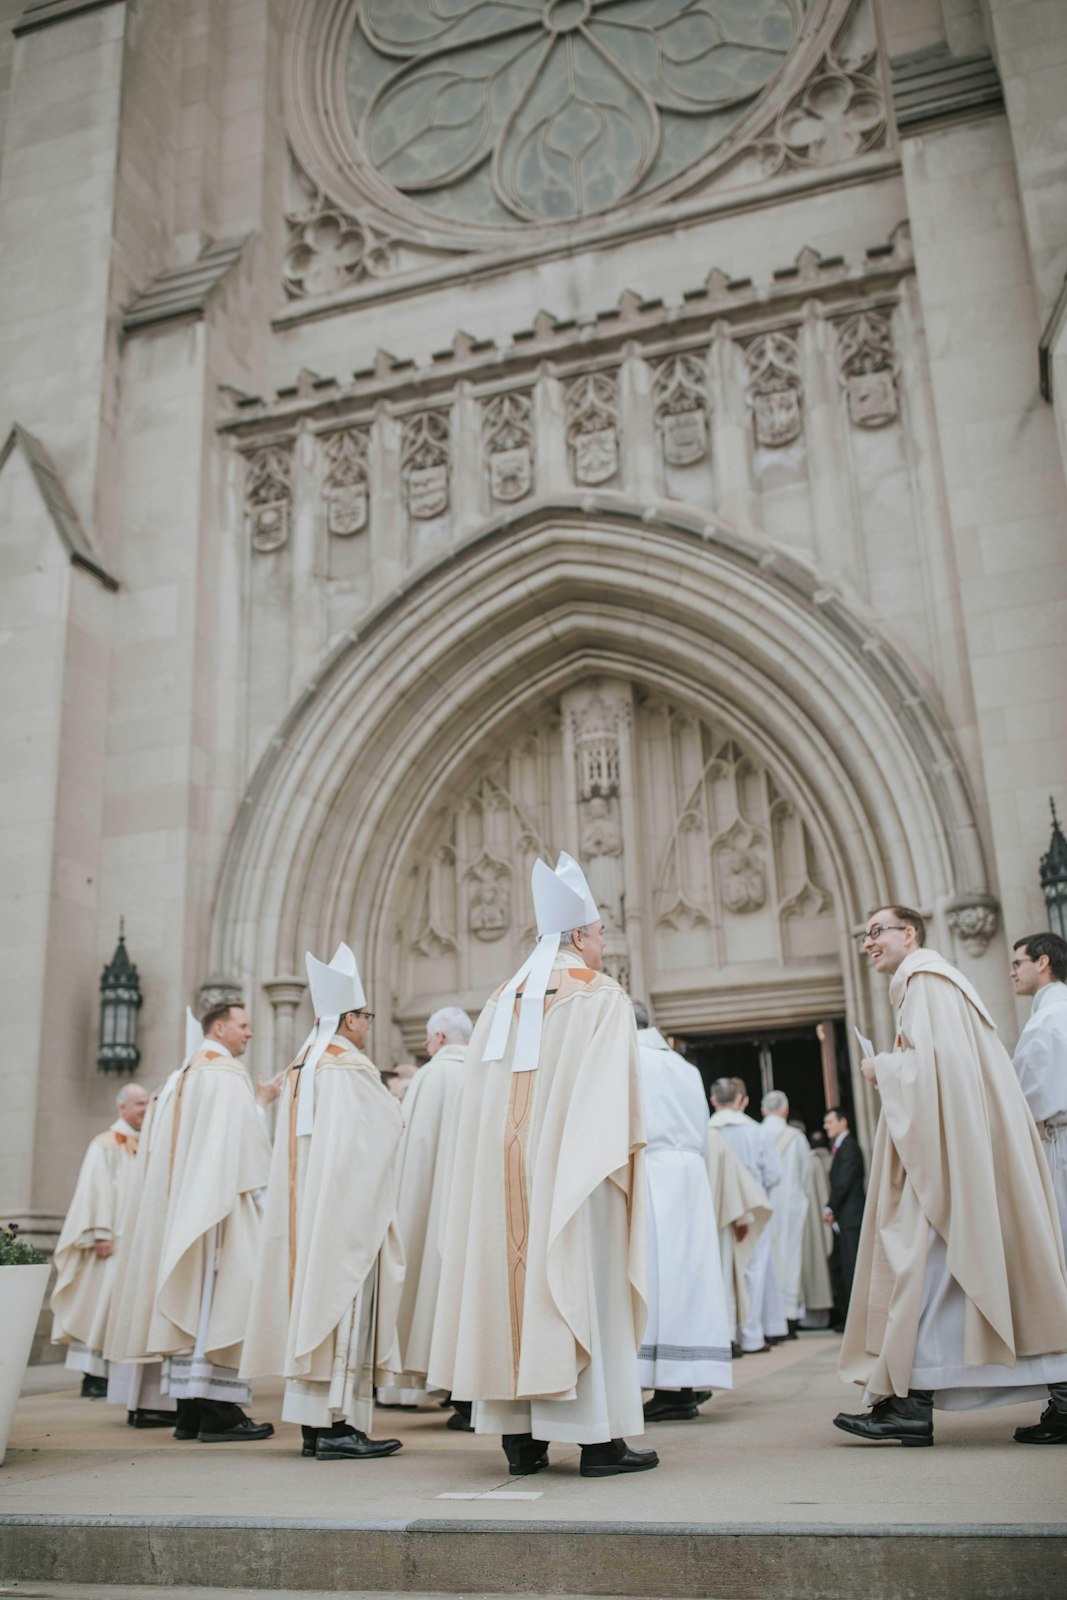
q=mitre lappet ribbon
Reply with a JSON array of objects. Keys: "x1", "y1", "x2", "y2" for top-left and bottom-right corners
[{"x1": 296, "y1": 942, "x2": 366, "y2": 1137}]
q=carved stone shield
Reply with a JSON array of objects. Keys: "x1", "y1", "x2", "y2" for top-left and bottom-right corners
[
  {"x1": 662, "y1": 408, "x2": 708, "y2": 466},
  {"x1": 249, "y1": 501, "x2": 289, "y2": 553},
  {"x1": 753, "y1": 387, "x2": 802, "y2": 448},
  {"x1": 326, "y1": 482, "x2": 368, "y2": 535},
  {"x1": 573, "y1": 426, "x2": 618, "y2": 485},
  {"x1": 407, "y1": 464, "x2": 449, "y2": 519},
  {"x1": 489, "y1": 446, "x2": 532, "y2": 502},
  {"x1": 847, "y1": 370, "x2": 897, "y2": 429}
]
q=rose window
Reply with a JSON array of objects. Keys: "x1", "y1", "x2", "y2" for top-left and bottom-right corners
[{"x1": 345, "y1": 0, "x2": 805, "y2": 226}]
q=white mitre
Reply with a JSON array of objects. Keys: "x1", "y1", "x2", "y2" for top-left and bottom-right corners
[
  {"x1": 297, "y1": 942, "x2": 366, "y2": 1135},
  {"x1": 183, "y1": 1006, "x2": 204, "y2": 1067},
  {"x1": 483, "y1": 851, "x2": 600, "y2": 1073}
]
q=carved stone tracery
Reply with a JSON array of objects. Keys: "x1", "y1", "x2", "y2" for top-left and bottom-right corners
[
  {"x1": 836, "y1": 308, "x2": 898, "y2": 428},
  {"x1": 652, "y1": 353, "x2": 710, "y2": 467},
  {"x1": 245, "y1": 444, "x2": 293, "y2": 553},
  {"x1": 322, "y1": 427, "x2": 370, "y2": 534},
  {"x1": 564, "y1": 371, "x2": 620, "y2": 486},
  {"x1": 401, "y1": 410, "x2": 450, "y2": 518},
  {"x1": 482, "y1": 390, "x2": 534, "y2": 503},
  {"x1": 744, "y1": 331, "x2": 803, "y2": 448}
]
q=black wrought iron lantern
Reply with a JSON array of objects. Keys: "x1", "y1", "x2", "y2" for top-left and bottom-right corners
[
  {"x1": 1040, "y1": 798, "x2": 1067, "y2": 940},
  {"x1": 97, "y1": 919, "x2": 142, "y2": 1073}
]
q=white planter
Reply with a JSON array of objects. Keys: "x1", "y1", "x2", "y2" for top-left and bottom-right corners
[{"x1": 0, "y1": 1263, "x2": 50, "y2": 1466}]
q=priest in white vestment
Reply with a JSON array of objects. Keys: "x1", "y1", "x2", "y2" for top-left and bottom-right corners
[
  {"x1": 241, "y1": 944, "x2": 405, "y2": 1461},
  {"x1": 836, "y1": 907, "x2": 1067, "y2": 1446},
  {"x1": 383, "y1": 1005, "x2": 474, "y2": 1428},
  {"x1": 761, "y1": 1091, "x2": 831, "y2": 1334},
  {"x1": 107, "y1": 1001, "x2": 274, "y2": 1443},
  {"x1": 799, "y1": 1139, "x2": 834, "y2": 1330},
  {"x1": 429, "y1": 852, "x2": 656, "y2": 1479},
  {"x1": 104, "y1": 1011, "x2": 203, "y2": 1427},
  {"x1": 709, "y1": 1078, "x2": 785, "y2": 1352},
  {"x1": 633, "y1": 1006, "x2": 732, "y2": 1421},
  {"x1": 1009, "y1": 929, "x2": 1067, "y2": 1443},
  {"x1": 50, "y1": 1082, "x2": 148, "y2": 1397}
]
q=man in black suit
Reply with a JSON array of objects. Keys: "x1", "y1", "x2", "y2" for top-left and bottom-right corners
[{"x1": 823, "y1": 1106, "x2": 864, "y2": 1329}]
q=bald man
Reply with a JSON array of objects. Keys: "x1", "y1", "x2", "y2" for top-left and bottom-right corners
[{"x1": 51, "y1": 1083, "x2": 149, "y2": 1397}]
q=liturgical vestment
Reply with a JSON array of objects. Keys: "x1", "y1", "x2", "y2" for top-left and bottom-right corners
[
  {"x1": 1013, "y1": 981, "x2": 1067, "y2": 1242},
  {"x1": 708, "y1": 1110, "x2": 786, "y2": 1351},
  {"x1": 390, "y1": 1042, "x2": 467, "y2": 1391},
  {"x1": 429, "y1": 951, "x2": 647, "y2": 1445},
  {"x1": 241, "y1": 1039, "x2": 405, "y2": 1429},
  {"x1": 763, "y1": 1115, "x2": 816, "y2": 1323},
  {"x1": 636, "y1": 1028, "x2": 732, "y2": 1392},
  {"x1": 705, "y1": 1125, "x2": 774, "y2": 1335},
  {"x1": 106, "y1": 1044, "x2": 270, "y2": 1404},
  {"x1": 51, "y1": 1119, "x2": 140, "y2": 1376},
  {"x1": 841, "y1": 949, "x2": 1067, "y2": 1407}
]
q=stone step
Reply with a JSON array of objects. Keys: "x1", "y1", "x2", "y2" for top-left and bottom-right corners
[{"x1": 1, "y1": 1515, "x2": 1064, "y2": 1600}]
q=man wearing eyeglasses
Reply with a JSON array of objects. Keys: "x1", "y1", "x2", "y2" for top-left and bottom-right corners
[
  {"x1": 834, "y1": 906, "x2": 1067, "y2": 1447},
  {"x1": 1010, "y1": 931, "x2": 1067, "y2": 1444}
]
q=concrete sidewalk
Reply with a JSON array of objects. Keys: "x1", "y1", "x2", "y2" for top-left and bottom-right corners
[{"x1": 1, "y1": 1334, "x2": 1064, "y2": 1597}]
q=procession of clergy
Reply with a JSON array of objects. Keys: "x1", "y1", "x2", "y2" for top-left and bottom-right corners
[{"x1": 49, "y1": 853, "x2": 1067, "y2": 1476}]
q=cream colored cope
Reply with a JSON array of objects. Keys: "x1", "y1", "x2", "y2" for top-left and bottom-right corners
[
  {"x1": 50, "y1": 1120, "x2": 141, "y2": 1374},
  {"x1": 841, "y1": 949, "x2": 1067, "y2": 1405}
]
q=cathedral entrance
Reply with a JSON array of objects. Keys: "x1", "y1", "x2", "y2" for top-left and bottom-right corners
[{"x1": 682, "y1": 1018, "x2": 851, "y2": 1137}]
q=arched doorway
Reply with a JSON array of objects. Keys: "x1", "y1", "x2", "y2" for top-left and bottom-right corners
[{"x1": 211, "y1": 499, "x2": 992, "y2": 1149}]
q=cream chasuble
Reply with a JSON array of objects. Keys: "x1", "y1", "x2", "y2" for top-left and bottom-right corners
[
  {"x1": 705, "y1": 1124, "x2": 774, "y2": 1341},
  {"x1": 840, "y1": 949, "x2": 1067, "y2": 1406},
  {"x1": 636, "y1": 1029, "x2": 732, "y2": 1391},
  {"x1": 763, "y1": 1117, "x2": 814, "y2": 1322},
  {"x1": 1013, "y1": 982, "x2": 1067, "y2": 1243},
  {"x1": 708, "y1": 1110, "x2": 786, "y2": 1351},
  {"x1": 105, "y1": 1046, "x2": 270, "y2": 1404},
  {"x1": 50, "y1": 1120, "x2": 140, "y2": 1376},
  {"x1": 799, "y1": 1145, "x2": 834, "y2": 1328},
  {"x1": 428, "y1": 951, "x2": 647, "y2": 1445},
  {"x1": 391, "y1": 1042, "x2": 467, "y2": 1390},
  {"x1": 240, "y1": 1040, "x2": 405, "y2": 1430}
]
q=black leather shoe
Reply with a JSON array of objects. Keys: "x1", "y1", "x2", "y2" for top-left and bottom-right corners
[
  {"x1": 301, "y1": 1426, "x2": 318, "y2": 1458},
  {"x1": 731, "y1": 1342, "x2": 744, "y2": 1358},
  {"x1": 315, "y1": 1428, "x2": 402, "y2": 1460},
  {"x1": 690, "y1": 1391, "x2": 712, "y2": 1406},
  {"x1": 80, "y1": 1374, "x2": 108, "y2": 1400},
  {"x1": 446, "y1": 1405, "x2": 474, "y2": 1432},
  {"x1": 198, "y1": 1413, "x2": 275, "y2": 1443},
  {"x1": 833, "y1": 1394, "x2": 933, "y2": 1447},
  {"x1": 643, "y1": 1399, "x2": 698, "y2": 1422},
  {"x1": 787, "y1": 1319, "x2": 800, "y2": 1339},
  {"x1": 502, "y1": 1431, "x2": 549, "y2": 1475},
  {"x1": 130, "y1": 1408, "x2": 178, "y2": 1429},
  {"x1": 173, "y1": 1400, "x2": 201, "y2": 1440},
  {"x1": 580, "y1": 1438, "x2": 659, "y2": 1477},
  {"x1": 1014, "y1": 1402, "x2": 1067, "y2": 1444}
]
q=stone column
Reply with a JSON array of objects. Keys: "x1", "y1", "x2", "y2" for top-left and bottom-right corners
[
  {"x1": 369, "y1": 406, "x2": 404, "y2": 599},
  {"x1": 799, "y1": 300, "x2": 866, "y2": 595},
  {"x1": 263, "y1": 975, "x2": 307, "y2": 1070},
  {"x1": 451, "y1": 380, "x2": 482, "y2": 538},
  {"x1": 620, "y1": 342, "x2": 658, "y2": 502},
  {"x1": 534, "y1": 367, "x2": 569, "y2": 495},
  {"x1": 708, "y1": 323, "x2": 757, "y2": 533},
  {"x1": 288, "y1": 419, "x2": 325, "y2": 700}
]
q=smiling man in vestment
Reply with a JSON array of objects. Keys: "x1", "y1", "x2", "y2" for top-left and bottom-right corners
[
  {"x1": 836, "y1": 906, "x2": 1067, "y2": 1446},
  {"x1": 241, "y1": 943, "x2": 405, "y2": 1461},
  {"x1": 50, "y1": 1082, "x2": 148, "y2": 1397},
  {"x1": 429, "y1": 852, "x2": 655, "y2": 1479}
]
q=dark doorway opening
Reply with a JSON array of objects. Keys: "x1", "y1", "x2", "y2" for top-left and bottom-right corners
[{"x1": 672, "y1": 1019, "x2": 851, "y2": 1138}]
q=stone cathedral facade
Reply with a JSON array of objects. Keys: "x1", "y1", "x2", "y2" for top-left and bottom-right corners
[{"x1": 2, "y1": 0, "x2": 1066, "y2": 1242}]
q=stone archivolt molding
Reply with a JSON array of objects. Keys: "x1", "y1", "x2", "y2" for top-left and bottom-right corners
[
  {"x1": 280, "y1": 0, "x2": 893, "y2": 304},
  {"x1": 228, "y1": 228, "x2": 913, "y2": 552},
  {"x1": 207, "y1": 498, "x2": 993, "y2": 1126}
]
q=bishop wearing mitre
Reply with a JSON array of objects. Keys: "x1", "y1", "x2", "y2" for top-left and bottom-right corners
[
  {"x1": 106, "y1": 1000, "x2": 274, "y2": 1443},
  {"x1": 429, "y1": 852, "x2": 656, "y2": 1479},
  {"x1": 241, "y1": 943, "x2": 405, "y2": 1461},
  {"x1": 50, "y1": 1082, "x2": 149, "y2": 1398}
]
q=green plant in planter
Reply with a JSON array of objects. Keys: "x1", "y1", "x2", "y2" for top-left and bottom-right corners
[{"x1": 0, "y1": 1222, "x2": 48, "y2": 1266}]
